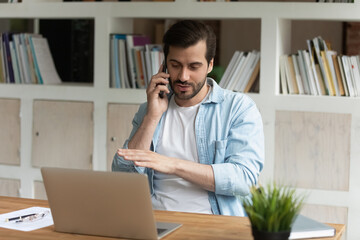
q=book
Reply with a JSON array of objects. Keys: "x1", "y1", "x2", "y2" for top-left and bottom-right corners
[
  {"x1": 0, "y1": 32, "x2": 63, "y2": 85},
  {"x1": 12, "y1": 34, "x2": 25, "y2": 83},
  {"x1": 332, "y1": 54, "x2": 345, "y2": 96},
  {"x1": 219, "y1": 50, "x2": 242, "y2": 89},
  {"x1": 151, "y1": 50, "x2": 164, "y2": 77},
  {"x1": 110, "y1": 35, "x2": 118, "y2": 88},
  {"x1": 30, "y1": 37, "x2": 62, "y2": 85},
  {"x1": 306, "y1": 41, "x2": 324, "y2": 95},
  {"x1": 0, "y1": 35, "x2": 5, "y2": 83},
  {"x1": 215, "y1": 50, "x2": 260, "y2": 92},
  {"x1": 289, "y1": 214, "x2": 335, "y2": 239},
  {"x1": 312, "y1": 38, "x2": 330, "y2": 94},
  {"x1": 281, "y1": 36, "x2": 360, "y2": 97},
  {"x1": 2, "y1": 33, "x2": 15, "y2": 83},
  {"x1": 110, "y1": 34, "x2": 164, "y2": 89},
  {"x1": 347, "y1": 56, "x2": 358, "y2": 96},
  {"x1": 296, "y1": 51, "x2": 310, "y2": 95},
  {"x1": 325, "y1": 50, "x2": 340, "y2": 96},
  {"x1": 292, "y1": 54, "x2": 304, "y2": 94},
  {"x1": 17, "y1": 34, "x2": 32, "y2": 84},
  {"x1": 321, "y1": 50, "x2": 336, "y2": 96},
  {"x1": 144, "y1": 44, "x2": 164, "y2": 85},
  {"x1": 125, "y1": 35, "x2": 150, "y2": 88},
  {"x1": 350, "y1": 56, "x2": 360, "y2": 96},
  {"x1": 238, "y1": 51, "x2": 260, "y2": 92},
  {"x1": 279, "y1": 55, "x2": 288, "y2": 94},
  {"x1": 351, "y1": 56, "x2": 360, "y2": 96},
  {"x1": 111, "y1": 34, "x2": 127, "y2": 88},
  {"x1": 320, "y1": 37, "x2": 340, "y2": 96},
  {"x1": 337, "y1": 55, "x2": 349, "y2": 96},
  {"x1": 225, "y1": 52, "x2": 247, "y2": 90},
  {"x1": 133, "y1": 46, "x2": 146, "y2": 88},
  {"x1": 29, "y1": 35, "x2": 44, "y2": 84},
  {"x1": 111, "y1": 33, "x2": 131, "y2": 88},
  {"x1": 220, "y1": 50, "x2": 261, "y2": 93},
  {"x1": 243, "y1": 59, "x2": 260, "y2": 93},
  {"x1": 301, "y1": 50, "x2": 318, "y2": 95},
  {"x1": 286, "y1": 55, "x2": 299, "y2": 94},
  {"x1": 315, "y1": 64, "x2": 326, "y2": 95},
  {"x1": 9, "y1": 41, "x2": 21, "y2": 84},
  {"x1": 24, "y1": 33, "x2": 42, "y2": 84},
  {"x1": 228, "y1": 51, "x2": 251, "y2": 91},
  {"x1": 341, "y1": 55, "x2": 355, "y2": 97},
  {"x1": 118, "y1": 38, "x2": 130, "y2": 88},
  {"x1": 140, "y1": 49, "x2": 148, "y2": 87},
  {"x1": 283, "y1": 55, "x2": 293, "y2": 94},
  {"x1": 308, "y1": 39, "x2": 327, "y2": 95}
]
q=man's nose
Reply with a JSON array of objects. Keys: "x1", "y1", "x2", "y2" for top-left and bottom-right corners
[{"x1": 179, "y1": 67, "x2": 190, "y2": 81}]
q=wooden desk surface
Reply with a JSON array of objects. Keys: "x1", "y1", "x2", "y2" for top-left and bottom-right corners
[{"x1": 0, "y1": 196, "x2": 345, "y2": 240}]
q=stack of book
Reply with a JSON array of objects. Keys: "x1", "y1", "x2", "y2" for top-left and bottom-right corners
[
  {"x1": 0, "y1": 32, "x2": 61, "y2": 85},
  {"x1": 280, "y1": 36, "x2": 360, "y2": 97},
  {"x1": 219, "y1": 50, "x2": 260, "y2": 93},
  {"x1": 110, "y1": 34, "x2": 164, "y2": 89}
]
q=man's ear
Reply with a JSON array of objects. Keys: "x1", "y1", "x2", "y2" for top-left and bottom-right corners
[{"x1": 207, "y1": 58, "x2": 214, "y2": 73}]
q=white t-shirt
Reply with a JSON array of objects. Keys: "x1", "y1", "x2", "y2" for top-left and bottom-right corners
[{"x1": 151, "y1": 89, "x2": 212, "y2": 214}]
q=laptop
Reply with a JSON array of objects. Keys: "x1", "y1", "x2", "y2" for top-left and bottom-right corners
[{"x1": 41, "y1": 167, "x2": 182, "y2": 239}]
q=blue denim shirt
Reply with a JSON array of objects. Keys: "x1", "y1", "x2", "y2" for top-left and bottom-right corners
[{"x1": 112, "y1": 78, "x2": 264, "y2": 216}]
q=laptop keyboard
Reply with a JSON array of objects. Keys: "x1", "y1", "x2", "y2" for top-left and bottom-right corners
[{"x1": 157, "y1": 228, "x2": 167, "y2": 235}]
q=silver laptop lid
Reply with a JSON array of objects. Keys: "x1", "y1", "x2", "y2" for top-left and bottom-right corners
[{"x1": 41, "y1": 167, "x2": 172, "y2": 240}]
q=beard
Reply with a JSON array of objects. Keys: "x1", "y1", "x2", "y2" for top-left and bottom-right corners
[{"x1": 169, "y1": 77, "x2": 207, "y2": 100}]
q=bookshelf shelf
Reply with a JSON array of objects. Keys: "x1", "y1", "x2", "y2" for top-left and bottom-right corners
[
  {"x1": 0, "y1": 2, "x2": 358, "y2": 20},
  {"x1": 1, "y1": 1, "x2": 359, "y2": 239},
  {"x1": 273, "y1": 95, "x2": 359, "y2": 113},
  {"x1": 0, "y1": 84, "x2": 94, "y2": 100}
]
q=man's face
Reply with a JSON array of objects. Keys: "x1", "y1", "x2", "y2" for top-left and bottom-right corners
[{"x1": 167, "y1": 40, "x2": 213, "y2": 107}]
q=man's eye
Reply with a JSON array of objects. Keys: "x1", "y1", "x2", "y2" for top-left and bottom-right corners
[{"x1": 190, "y1": 65, "x2": 200, "y2": 70}]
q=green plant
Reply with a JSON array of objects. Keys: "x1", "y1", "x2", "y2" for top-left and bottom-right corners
[{"x1": 243, "y1": 183, "x2": 305, "y2": 233}]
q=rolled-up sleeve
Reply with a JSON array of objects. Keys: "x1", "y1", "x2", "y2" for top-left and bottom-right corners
[
  {"x1": 211, "y1": 102, "x2": 264, "y2": 197},
  {"x1": 111, "y1": 103, "x2": 148, "y2": 173}
]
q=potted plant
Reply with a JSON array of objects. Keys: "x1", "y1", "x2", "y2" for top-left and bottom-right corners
[{"x1": 242, "y1": 183, "x2": 305, "y2": 240}]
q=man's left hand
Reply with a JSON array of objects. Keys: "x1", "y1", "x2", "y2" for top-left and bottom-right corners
[
  {"x1": 117, "y1": 149, "x2": 177, "y2": 174},
  {"x1": 117, "y1": 148, "x2": 215, "y2": 192}
]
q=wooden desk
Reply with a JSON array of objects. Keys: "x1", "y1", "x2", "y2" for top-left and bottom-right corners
[{"x1": 0, "y1": 196, "x2": 345, "y2": 240}]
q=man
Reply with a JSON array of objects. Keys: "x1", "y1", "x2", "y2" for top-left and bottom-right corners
[{"x1": 112, "y1": 20, "x2": 264, "y2": 216}]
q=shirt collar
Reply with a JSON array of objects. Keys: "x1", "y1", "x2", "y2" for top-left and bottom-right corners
[{"x1": 203, "y1": 78, "x2": 225, "y2": 104}]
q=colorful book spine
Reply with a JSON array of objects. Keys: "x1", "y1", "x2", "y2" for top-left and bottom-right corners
[{"x1": 2, "y1": 33, "x2": 15, "y2": 83}]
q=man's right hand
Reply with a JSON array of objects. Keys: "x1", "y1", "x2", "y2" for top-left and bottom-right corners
[
  {"x1": 128, "y1": 65, "x2": 170, "y2": 151},
  {"x1": 146, "y1": 66, "x2": 170, "y2": 120}
]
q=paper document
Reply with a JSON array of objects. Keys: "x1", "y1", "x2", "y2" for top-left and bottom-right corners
[{"x1": 0, "y1": 207, "x2": 53, "y2": 232}]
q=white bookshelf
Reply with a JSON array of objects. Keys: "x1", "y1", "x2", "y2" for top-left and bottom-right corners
[{"x1": 0, "y1": 1, "x2": 359, "y2": 239}]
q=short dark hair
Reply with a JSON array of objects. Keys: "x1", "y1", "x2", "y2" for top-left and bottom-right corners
[{"x1": 162, "y1": 20, "x2": 216, "y2": 65}]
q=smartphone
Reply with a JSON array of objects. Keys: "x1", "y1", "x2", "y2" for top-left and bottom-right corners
[{"x1": 159, "y1": 60, "x2": 167, "y2": 98}]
